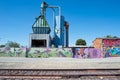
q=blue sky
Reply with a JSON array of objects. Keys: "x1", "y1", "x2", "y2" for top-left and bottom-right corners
[{"x1": 0, "y1": 0, "x2": 120, "y2": 46}]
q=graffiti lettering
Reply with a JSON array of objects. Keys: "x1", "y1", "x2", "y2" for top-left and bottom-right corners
[
  {"x1": 103, "y1": 39, "x2": 120, "y2": 46},
  {"x1": 0, "y1": 47, "x2": 120, "y2": 58},
  {"x1": 74, "y1": 48, "x2": 102, "y2": 58},
  {"x1": 0, "y1": 47, "x2": 73, "y2": 58}
]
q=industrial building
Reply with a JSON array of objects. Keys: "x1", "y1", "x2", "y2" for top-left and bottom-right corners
[{"x1": 29, "y1": 2, "x2": 69, "y2": 48}]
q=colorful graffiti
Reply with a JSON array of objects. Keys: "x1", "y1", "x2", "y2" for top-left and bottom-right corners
[
  {"x1": 102, "y1": 39, "x2": 120, "y2": 57},
  {"x1": 0, "y1": 47, "x2": 73, "y2": 58},
  {"x1": 103, "y1": 39, "x2": 120, "y2": 47},
  {"x1": 0, "y1": 46, "x2": 120, "y2": 58},
  {"x1": 73, "y1": 48, "x2": 102, "y2": 58},
  {"x1": 0, "y1": 47, "x2": 26, "y2": 57},
  {"x1": 104, "y1": 47, "x2": 120, "y2": 57}
]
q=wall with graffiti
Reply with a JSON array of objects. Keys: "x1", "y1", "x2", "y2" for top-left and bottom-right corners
[
  {"x1": 103, "y1": 47, "x2": 120, "y2": 57},
  {"x1": 72, "y1": 47, "x2": 103, "y2": 58},
  {"x1": 0, "y1": 47, "x2": 73, "y2": 58},
  {"x1": 102, "y1": 39, "x2": 120, "y2": 57},
  {"x1": 0, "y1": 46, "x2": 120, "y2": 58},
  {"x1": 103, "y1": 39, "x2": 120, "y2": 47}
]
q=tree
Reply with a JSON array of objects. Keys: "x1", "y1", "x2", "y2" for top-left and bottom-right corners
[
  {"x1": 75, "y1": 39, "x2": 87, "y2": 45},
  {"x1": 5, "y1": 41, "x2": 20, "y2": 48},
  {"x1": 0, "y1": 45, "x2": 5, "y2": 48},
  {"x1": 105, "y1": 35, "x2": 119, "y2": 38},
  {"x1": 105, "y1": 35, "x2": 112, "y2": 38},
  {"x1": 113, "y1": 36, "x2": 119, "y2": 38}
]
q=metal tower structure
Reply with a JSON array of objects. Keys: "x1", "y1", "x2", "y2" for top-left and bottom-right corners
[{"x1": 29, "y1": 1, "x2": 69, "y2": 48}]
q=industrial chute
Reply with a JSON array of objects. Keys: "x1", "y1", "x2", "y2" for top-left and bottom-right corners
[{"x1": 29, "y1": 1, "x2": 69, "y2": 48}]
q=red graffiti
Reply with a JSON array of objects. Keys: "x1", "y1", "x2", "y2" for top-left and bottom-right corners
[
  {"x1": 103, "y1": 39, "x2": 120, "y2": 46},
  {"x1": 78, "y1": 48, "x2": 83, "y2": 55}
]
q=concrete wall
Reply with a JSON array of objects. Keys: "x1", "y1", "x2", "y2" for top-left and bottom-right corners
[
  {"x1": 72, "y1": 47, "x2": 120, "y2": 58},
  {"x1": 0, "y1": 47, "x2": 73, "y2": 58},
  {"x1": 29, "y1": 34, "x2": 51, "y2": 47},
  {"x1": 0, "y1": 46, "x2": 120, "y2": 58},
  {"x1": 72, "y1": 47, "x2": 103, "y2": 58},
  {"x1": 102, "y1": 39, "x2": 120, "y2": 57},
  {"x1": 93, "y1": 38, "x2": 120, "y2": 57}
]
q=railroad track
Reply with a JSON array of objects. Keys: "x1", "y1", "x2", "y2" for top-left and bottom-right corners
[{"x1": 0, "y1": 69, "x2": 120, "y2": 80}]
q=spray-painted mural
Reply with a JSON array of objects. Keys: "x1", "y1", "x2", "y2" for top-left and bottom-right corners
[
  {"x1": 73, "y1": 47, "x2": 120, "y2": 58},
  {"x1": 0, "y1": 46, "x2": 120, "y2": 58},
  {"x1": 0, "y1": 47, "x2": 73, "y2": 58},
  {"x1": 73, "y1": 47, "x2": 103, "y2": 58},
  {"x1": 103, "y1": 47, "x2": 120, "y2": 57},
  {"x1": 103, "y1": 39, "x2": 120, "y2": 47},
  {"x1": 0, "y1": 47, "x2": 26, "y2": 57},
  {"x1": 102, "y1": 39, "x2": 120, "y2": 57}
]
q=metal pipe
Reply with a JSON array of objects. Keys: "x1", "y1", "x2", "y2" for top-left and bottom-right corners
[
  {"x1": 64, "y1": 21, "x2": 69, "y2": 47},
  {"x1": 40, "y1": 2, "x2": 62, "y2": 47},
  {"x1": 66, "y1": 27, "x2": 69, "y2": 47},
  {"x1": 48, "y1": 6, "x2": 61, "y2": 16},
  {"x1": 48, "y1": 6, "x2": 62, "y2": 39},
  {"x1": 50, "y1": 8, "x2": 55, "y2": 37}
]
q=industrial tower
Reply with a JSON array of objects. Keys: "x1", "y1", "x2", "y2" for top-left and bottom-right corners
[{"x1": 29, "y1": 2, "x2": 69, "y2": 48}]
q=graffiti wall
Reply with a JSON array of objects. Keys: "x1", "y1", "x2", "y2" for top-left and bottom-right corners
[
  {"x1": 102, "y1": 39, "x2": 120, "y2": 57},
  {"x1": 103, "y1": 47, "x2": 120, "y2": 57},
  {"x1": 0, "y1": 47, "x2": 26, "y2": 57},
  {"x1": 103, "y1": 39, "x2": 120, "y2": 47},
  {"x1": 0, "y1": 47, "x2": 73, "y2": 58},
  {"x1": 73, "y1": 47, "x2": 103, "y2": 58},
  {"x1": 0, "y1": 46, "x2": 120, "y2": 58}
]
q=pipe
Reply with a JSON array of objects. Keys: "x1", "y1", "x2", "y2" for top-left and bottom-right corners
[{"x1": 64, "y1": 21, "x2": 69, "y2": 47}]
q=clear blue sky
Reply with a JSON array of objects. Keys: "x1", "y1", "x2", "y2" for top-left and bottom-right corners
[{"x1": 0, "y1": 0, "x2": 120, "y2": 46}]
